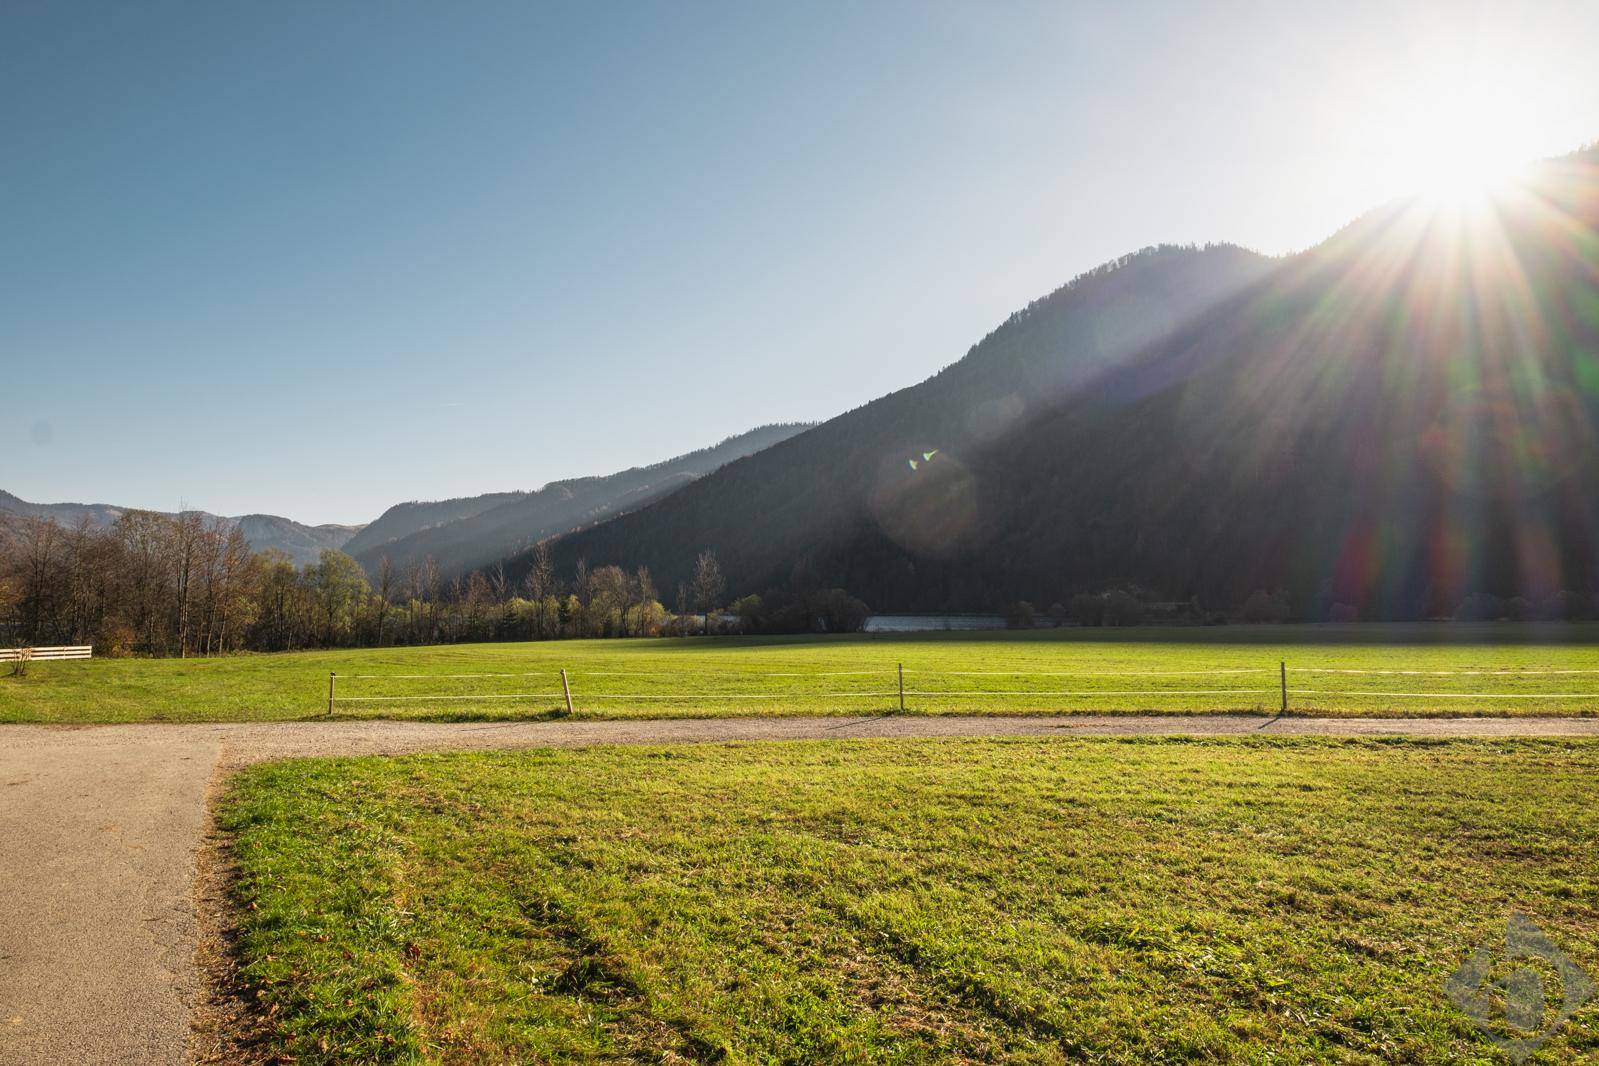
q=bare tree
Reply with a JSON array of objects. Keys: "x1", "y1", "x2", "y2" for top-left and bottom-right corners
[
  {"x1": 422, "y1": 557, "x2": 442, "y2": 643},
  {"x1": 590, "y1": 565, "x2": 629, "y2": 636},
  {"x1": 116, "y1": 511, "x2": 171, "y2": 654},
  {"x1": 523, "y1": 540, "x2": 555, "y2": 601},
  {"x1": 573, "y1": 558, "x2": 591, "y2": 607},
  {"x1": 213, "y1": 525, "x2": 254, "y2": 653},
  {"x1": 692, "y1": 549, "x2": 725, "y2": 636},
  {"x1": 170, "y1": 510, "x2": 206, "y2": 656},
  {"x1": 374, "y1": 556, "x2": 395, "y2": 645},
  {"x1": 13, "y1": 516, "x2": 64, "y2": 643},
  {"x1": 0, "y1": 511, "x2": 754, "y2": 655},
  {"x1": 191, "y1": 519, "x2": 225, "y2": 654}
]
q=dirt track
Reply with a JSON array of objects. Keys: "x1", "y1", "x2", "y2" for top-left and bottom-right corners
[{"x1": 5, "y1": 714, "x2": 1599, "y2": 1064}]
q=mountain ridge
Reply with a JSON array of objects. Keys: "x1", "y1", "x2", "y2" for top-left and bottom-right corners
[
  {"x1": 0, "y1": 491, "x2": 365, "y2": 568},
  {"x1": 4, "y1": 423, "x2": 815, "y2": 575},
  {"x1": 348, "y1": 423, "x2": 816, "y2": 579},
  {"x1": 533, "y1": 148, "x2": 1599, "y2": 619}
]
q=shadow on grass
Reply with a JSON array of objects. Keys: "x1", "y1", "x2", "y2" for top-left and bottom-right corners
[{"x1": 686, "y1": 622, "x2": 1599, "y2": 651}]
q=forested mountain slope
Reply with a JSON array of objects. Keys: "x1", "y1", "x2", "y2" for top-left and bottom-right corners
[
  {"x1": 342, "y1": 493, "x2": 526, "y2": 558},
  {"x1": 0, "y1": 490, "x2": 128, "y2": 530},
  {"x1": 230, "y1": 515, "x2": 363, "y2": 566},
  {"x1": 539, "y1": 149, "x2": 1599, "y2": 618},
  {"x1": 350, "y1": 423, "x2": 814, "y2": 580},
  {"x1": 524, "y1": 243, "x2": 1276, "y2": 601}
]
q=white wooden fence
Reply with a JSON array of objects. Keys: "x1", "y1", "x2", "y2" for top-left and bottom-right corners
[{"x1": 0, "y1": 645, "x2": 93, "y2": 663}]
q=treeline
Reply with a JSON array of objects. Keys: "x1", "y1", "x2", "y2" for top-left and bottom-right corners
[{"x1": 0, "y1": 511, "x2": 859, "y2": 657}]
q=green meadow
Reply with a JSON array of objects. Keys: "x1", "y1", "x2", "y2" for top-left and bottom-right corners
[
  {"x1": 4, "y1": 624, "x2": 1599, "y2": 723},
  {"x1": 223, "y1": 736, "x2": 1599, "y2": 1063}
]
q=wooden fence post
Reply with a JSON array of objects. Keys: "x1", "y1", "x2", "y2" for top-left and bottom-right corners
[
  {"x1": 561, "y1": 668, "x2": 575, "y2": 716},
  {"x1": 1280, "y1": 661, "x2": 1287, "y2": 715},
  {"x1": 898, "y1": 663, "x2": 905, "y2": 712},
  {"x1": 328, "y1": 671, "x2": 336, "y2": 716}
]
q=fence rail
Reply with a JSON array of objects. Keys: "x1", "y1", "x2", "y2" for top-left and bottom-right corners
[
  {"x1": 1, "y1": 645, "x2": 93, "y2": 663},
  {"x1": 322, "y1": 659, "x2": 1599, "y2": 716}
]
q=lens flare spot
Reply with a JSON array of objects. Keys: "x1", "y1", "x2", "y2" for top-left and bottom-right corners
[{"x1": 870, "y1": 450, "x2": 987, "y2": 559}]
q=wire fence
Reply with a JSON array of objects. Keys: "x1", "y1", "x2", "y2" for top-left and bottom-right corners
[{"x1": 322, "y1": 660, "x2": 1599, "y2": 716}]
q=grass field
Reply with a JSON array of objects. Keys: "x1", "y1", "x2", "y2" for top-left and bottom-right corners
[
  {"x1": 221, "y1": 736, "x2": 1599, "y2": 1063},
  {"x1": 3, "y1": 624, "x2": 1599, "y2": 723}
]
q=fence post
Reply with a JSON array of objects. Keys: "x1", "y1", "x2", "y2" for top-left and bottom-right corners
[
  {"x1": 1280, "y1": 661, "x2": 1287, "y2": 715},
  {"x1": 560, "y1": 668, "x2": 575, "y2": 716},
  {"x1": 328, "y1": 671, "x2": 336, "y2": 716},
  {"x1": 898, "y1": 662, "x2": 905, "y2": 712}
]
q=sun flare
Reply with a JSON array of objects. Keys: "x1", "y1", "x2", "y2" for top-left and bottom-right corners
[
  {"x1": 1408, "y1": 151, "x2": 1529, "y2": 210},
  {"x1": 1369, "y1": 65, "x2": 1556, "y2": 209}
]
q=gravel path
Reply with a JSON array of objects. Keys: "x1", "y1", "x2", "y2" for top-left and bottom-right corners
[{"x1": 4, "y1": 714, "x2": 1599, "y2": 1064}]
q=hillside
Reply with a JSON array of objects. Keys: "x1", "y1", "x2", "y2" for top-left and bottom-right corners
[
  {"x1": 349, "y1": 424, "x2": 814, "y2": 579},
  {"x1": 4, "y1": 423, "x2": 811, "y2": 577},
  {"x1": 523, "y1": 243, "x2": 1275, "y2": 602},
  {"x1": 539, "y1": 149, "x2": 1599, "y2": 618},
  {"x1": 0, "y1": 490, "x2": 128, "y2": 530},
  {"x1": 231, "y1": 515, "x2": 364, "y2": 567},
  {"x1": 341, "y1": 492, "x2": 526, "y2": 559}
]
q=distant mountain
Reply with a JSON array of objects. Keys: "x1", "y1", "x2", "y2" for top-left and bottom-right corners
[
  {"x1": 231, "y1": 514, "x2": 364, "y2": 567},
  {"x1": 0, "y1": 489, "x2": 129, "y2": 530},
  {"x1": 5, "y1": 423, "x2": 811, "y2": 577},
  {"x1": 349, "y1": 424, "x2": 815, "y2": 579},
  {"x1": 0, "y1": 492, "x2": 362, "y2": 567},
  {"x1": 537, "y1": 147, "x2": 1599, "y2": 618}
]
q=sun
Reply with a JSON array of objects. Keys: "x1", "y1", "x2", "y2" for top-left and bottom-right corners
[
  {"x1": 1368, "y1": 65, "x2": 1553, "y2": 209},
  {"x1": 1406, "y1": 146, "x2": 1530, "y2": 209}
]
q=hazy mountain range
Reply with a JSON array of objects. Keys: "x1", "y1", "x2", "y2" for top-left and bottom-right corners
[
  {"x1": 2, "y1": 424, "x2": 812, "y2": 573},
  {"x1": 527, "y1": 147, "x2": 1599, "y2": 618},
  {"x1": 0, "y1": 490, "x2": 364, "y2": 567},
  {"x1": 340, "y1": 424, "x2": 812, "y2": 579}
]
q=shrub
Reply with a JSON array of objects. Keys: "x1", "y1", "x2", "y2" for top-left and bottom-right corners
[
  {"x1": 1241, "y1": 590, "x2": 1290, "y2": 624},
  {"x1": 1328, "y1": 602, "x2": 1359, "y2": 624},
  {"x1": 1533, "y1": 591, "x2": 1576, "y2": 621},
  {"x1": 731, "y1": 595, "x2": 763, "y2": 632},
  {"x1": 1453, "y1": 592, "x2": 1504, "y2": 622},
  {"x1": 1004, "y1": 601, "x2": 1037, "y2": 629},
  {"x1": 1101, "y1": 590, "x2": 1145, "y2": 627},
  {"x1": 812, "y1": 589, "x2": 870, "y2": 633},
  {"x1": 1068, "y1": 593, "x2": 1103, "y2": 627}
]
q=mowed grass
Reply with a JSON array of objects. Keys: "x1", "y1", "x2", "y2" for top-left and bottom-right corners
[
  {"x1": 223, "y1": 736, "x2": 1599, "y2": 1063},
  {"x1": 4, "y1": 623, "x2": 1599, "y2": 723}
]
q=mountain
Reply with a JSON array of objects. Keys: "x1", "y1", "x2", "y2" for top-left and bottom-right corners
[
  {"x1": 0, "y1": 492, "x2": 362, "y2": 567},
  {"x1": 534, "y1": 148, "x2": 1599, "y2": 619},
  {"x1": 520, "y1": 243, "x2": 1275, "y2": 601},
  {"x1": 231, "y1": 515, "x2": 364, "y2": 567},
  {"x1": 343, "y1": 493, "x2": 526, "y2": 559},
  {"x1": 4, "y1": 423, "x2": 812, "y2": 577},
  {"x1": 348, "y1": 423, "x2": 815, "y2": 579},
  {"x1": 0, "y1": 489, "x2": 129, "y2": 529}
]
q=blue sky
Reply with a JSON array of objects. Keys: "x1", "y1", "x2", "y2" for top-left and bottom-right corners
[{"x1": 6, "y1": 1, "x2": 1598, "y2": 524}]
